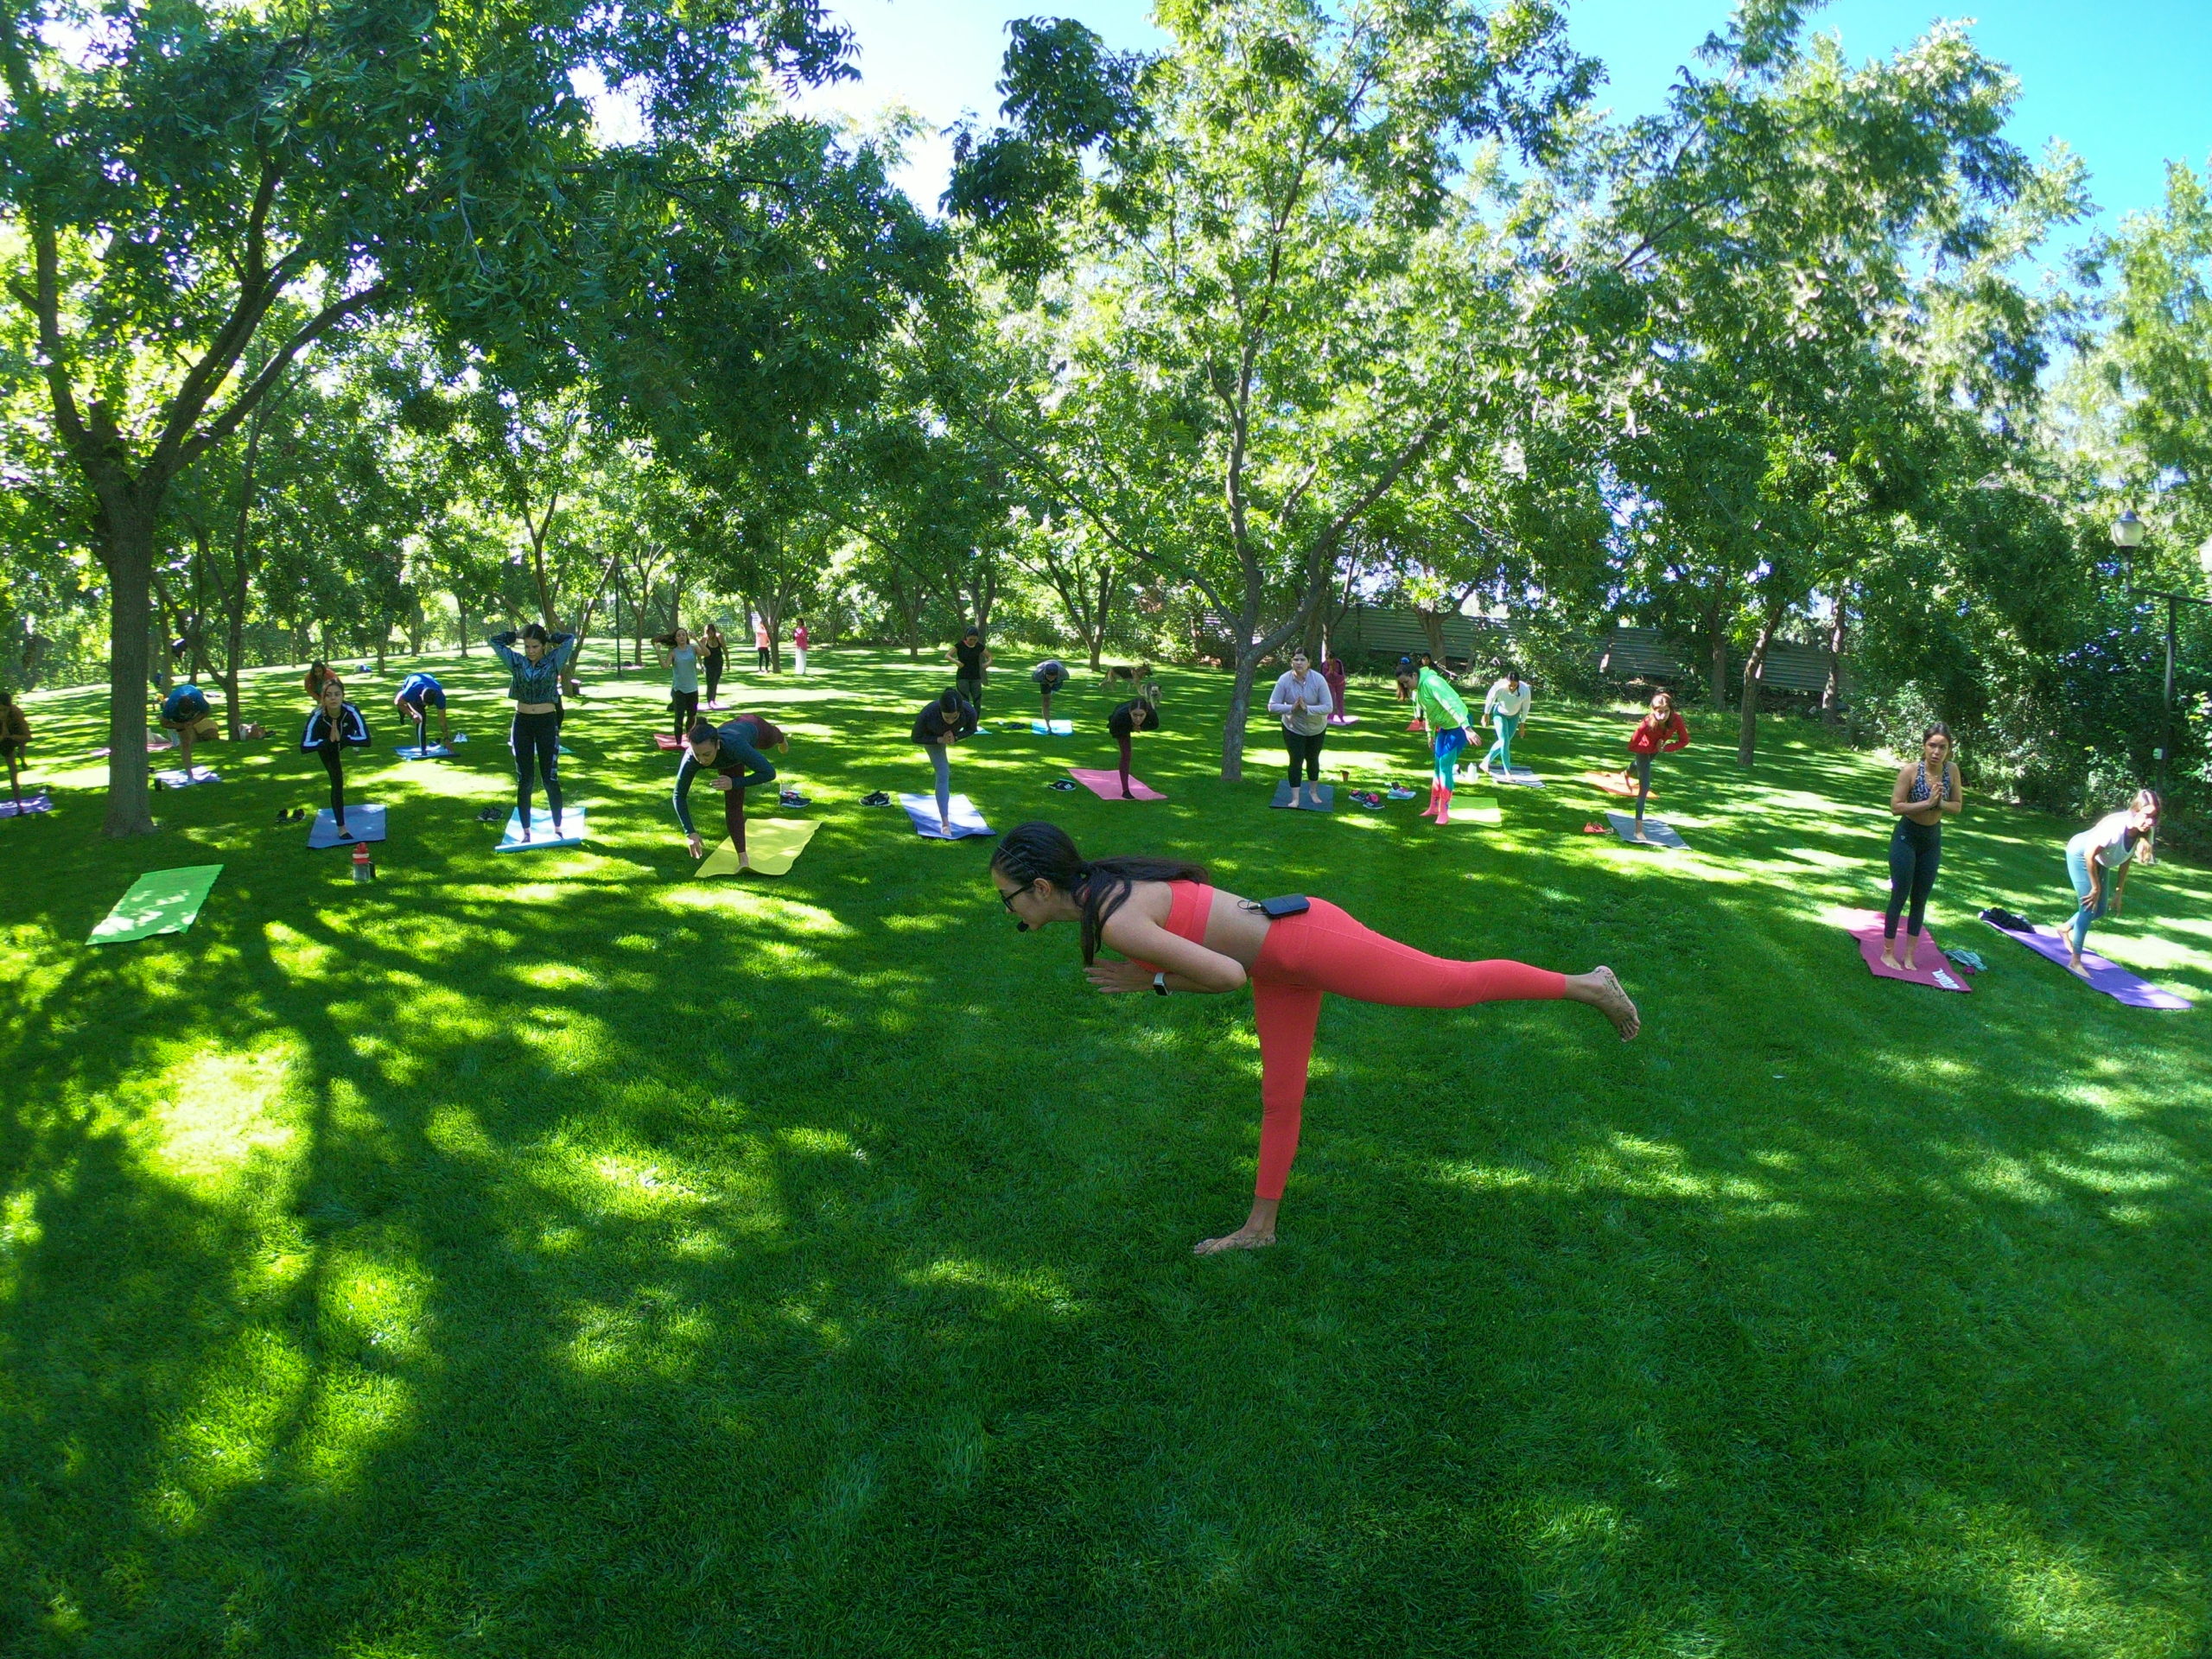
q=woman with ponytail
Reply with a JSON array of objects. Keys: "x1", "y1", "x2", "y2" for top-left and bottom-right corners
[
  {"x1": 991, "y1": 822, "x2": 1640, "y2": 1254},
  {"x1": 2063, "y1": 789, "x2": 2162, "y2": 974}
]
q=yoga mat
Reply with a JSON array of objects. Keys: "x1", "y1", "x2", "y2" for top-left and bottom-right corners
[
  {"x1": 1605, "y1": 810, "x2": 1687, "y2": 849},
  {"x1": 153, "y1": 767, "x2": 220, "y2": 788},
  {"x1": 1982, "y1": 917, "x2": 2193, "y2": 1010},
  {"x1": 395, "y1": 744, "x2": 452, "y2": 760},
  {"x1": 1436, "y1": 798, "x2": 1503, "y2": 827},
  {"x1": 1582, "y1": 771, "x2": 1652, "y2": 799},
  {"x1": 497, "y1": 801, "x2": 588, "y2": 852},
  {"x1": 1326, "y1": 715, "x2": 1358, "y2": 725},
  {"x1": 308, "y1": 804, "x2": 387, "y2": 849},
  {"x1": 1070, "y1": 767, "x2": 1165, "y2": 801},
  {"x1": 1497, "y1": 764, "x2": 1544, "y2": 788},
  {"x1": 1270, "y1": 782, "x2": 1335, "y2": 811},
  {"x1": 899, "y1": 792, "x2": 994, "y2": 839},
  {"x1": 695, "y1": 818, "x2": 819, "y2": 877},
  {"x1": 1843, "y1": 908, "x2": 1972, "y2": 994},
  {"x1": 653, "y1": 733, "x2": 684, "y2": 750},
  {"x1": 1031, "y1": 719, "x2": 1074, "y2": 735},
  {"x1": 1406, "y1": 721, "x2": 1427, "y2": 734},
  {"x1": 0, "y1": 793, "x2": 52, "y2": 818},
  {"x1": 90, "y1": 865, "x2": 222, "y2": 944}
]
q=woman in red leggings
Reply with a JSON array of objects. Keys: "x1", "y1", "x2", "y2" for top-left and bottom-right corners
[{"x1": 990, "y1": 822, "x2": 1640, "y2": 1254}]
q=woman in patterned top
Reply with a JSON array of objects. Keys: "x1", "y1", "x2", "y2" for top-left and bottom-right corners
[{"x1": 1881, "y1": 723, "x2": 1962, "y2": 971}]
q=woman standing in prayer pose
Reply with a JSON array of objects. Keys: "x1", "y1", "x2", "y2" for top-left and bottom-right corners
[
  {"x1": 1881, "y1": 723, "x2": 1961, "y2": 972},
  {"x1": 299, "y1": 676, "x2": 372, "y2": 838},
  {"x1": 1267, "y1": 648, "x2": 1333, "y2": 808},
  {"x1": 991, "y1": 823, "x2": 1639, "y2": 1254}
]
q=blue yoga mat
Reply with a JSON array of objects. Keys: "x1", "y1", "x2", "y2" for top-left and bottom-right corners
[
  {"x1": 308, "y1": 804, "x2": 387, "y2": 848},
  {"x1": 0, "y1": 792, "x2": 52, "y2": 818},
  {"x1": 899, "y1": 792, "x2": 993, "y2": 839},
  {"x1": 1270, "y1": 781, "x2": 1334, "y2": 811},
  {"x1": 497, "y1": 801, "x2": 588, "y2": 852},
  {"x1": 396, "y1": 744, "x2": 453, "y2": 760},
  {"x1": 153, "y1": 767, "x2": 220, "y2": 788},
  {"x1": 1031, "y1": 719, "x2": 1074, "y2": 735}
]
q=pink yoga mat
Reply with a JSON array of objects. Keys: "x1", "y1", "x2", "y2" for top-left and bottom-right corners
[
  {"x1": 1844, "y1": 908, "x2": 1974, "y2": 994},
  {"x1": 1582, "y1": 771, "x2": 1652, "y2": 799},
  {"x1": 653, "y1": 733, "x2": 683, "y2": 750},
  {"x1": 1070, "y1": 767, "x2": 1165, "y2": 801}
]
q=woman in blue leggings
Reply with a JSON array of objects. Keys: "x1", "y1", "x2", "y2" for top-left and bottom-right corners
[
  {"x1": 2064, "y1": 790, "x2": 2161, "y2": 973},
  {"x1": 1881, "y1": 723, "x2": 1961, "y2": 970}
]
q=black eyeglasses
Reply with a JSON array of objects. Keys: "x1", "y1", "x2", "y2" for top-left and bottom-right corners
[{"x1": 998, "y1": 881, "x2": 1034, "y2": 913}]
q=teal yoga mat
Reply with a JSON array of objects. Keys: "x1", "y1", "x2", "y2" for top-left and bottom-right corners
[{"x1": 90, "y1": 865, "x2": 223, "y2": 944}]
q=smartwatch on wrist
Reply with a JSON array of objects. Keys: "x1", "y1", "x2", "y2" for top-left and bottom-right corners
[{"x1": 1152, "y1": 971, "x2": 1168, "y2": 995}]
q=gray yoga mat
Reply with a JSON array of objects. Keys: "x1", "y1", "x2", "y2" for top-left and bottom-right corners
[
  {"x1": 1605, "y1": 810, "x2": 1687, "y2": 849},
  {"x1": 1270, "y1": 782, "x2": 1335, "y2": 811},
  {"x1": 308, "y1": 805, "x2": 387, "y2": 848}
]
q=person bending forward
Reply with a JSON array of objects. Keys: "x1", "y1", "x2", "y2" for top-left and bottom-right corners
[
  {"x1": 674, "y1": 714, "x2": 786, "y2": 868},
  {"x1": 992, "y1": 822, "x2": 1639, "y2": 1254}
]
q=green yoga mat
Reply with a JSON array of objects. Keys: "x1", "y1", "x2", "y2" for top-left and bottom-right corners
[{"x1": 90, "y1": 864, "x2": 224, "y2": 944}]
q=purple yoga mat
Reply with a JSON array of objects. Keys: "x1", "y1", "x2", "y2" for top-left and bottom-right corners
[
  {"x1": 1983, "y1": 918, "x2": 2193, "y2": 1010},
  {"x1": 1069, "y1": 767, "x2": 1165, "y2": 801}
]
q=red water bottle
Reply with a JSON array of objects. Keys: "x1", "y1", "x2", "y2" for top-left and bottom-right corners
[{"x1": 352, "y1": 840, "x2": 374, "y2": 882}]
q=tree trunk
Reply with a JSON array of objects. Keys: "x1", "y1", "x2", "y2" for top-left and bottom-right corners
[
  {"x1": 1821, "y1": 596, "x2": 1847, "y2": 722},
  {"x1": 1707, "y1": 596, "x2": 1729, "y2": 712},
  {"x1": 1418, "y1": 607, "x2": 1446, "y2": 664},
  {"x1": 1737, "y1": 599, "x2": 1785, "y2": 767},
  {"x1": 1220, "y1": 650, "x2": 1260, "y2": 783},
  {"x1": 102, "y1": 505, "x2": 161, "y2": 836}
]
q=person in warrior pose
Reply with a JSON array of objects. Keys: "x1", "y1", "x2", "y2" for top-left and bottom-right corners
[
  {"x1": 1412, "y1": 657, "x2": 1471, "y2": 824},
  {"x1": 0, "y1": 688, "x2": 30, "y2": 805},
  {"x1": 1479, "y1": 666, "x2": 1531, "y2": 779},
  {"x1": 673, "y1": 713, "x2": 787, "y2": 868},
  {"x1": 394, "y1": 671, "x2": 450, "y2": 752},
  {"x1": 656, "y1": 628, "x2": 700, "y2": 739},
  {"x1": 698, "y1": 622, "x2": 728, "y2": 709},
  {"x1": 1881, "y1": 722, "x2": 1961, "y2": 971},
  {"x1": 1268, "y1": 648, "x2": 1333, "y2": 808},
  {"x1": 2063, "y1": 789, "x2": 2161, "y2": 974},
  {"x1": 1107, "y1": 694, "x2": 1160, "y2": 798},
  {"x1": 990, "y1": 822, "x2": 1639, "y2": 1253},
  {"x1": 487, "y1": 623, "x2": 575, "y2": 842},
  {"x1": 300, "y1": 676, "x2": 372, "y2": 837},
  {"x1": 953, "y1": 626, "x2": 990, "y2": 715},
  {"x1": 1033, "y1": 658, "x2": 1071, "y2": 724},
  {"x1": 158, "y1": 682, "x2": 221, "y2": 772},
  {"x1": 1621, "y1": 690, "x2": 1689, "y2": 842},
  {"x1": 914, "y1": 688, "x2": 979, "y2": 836}
]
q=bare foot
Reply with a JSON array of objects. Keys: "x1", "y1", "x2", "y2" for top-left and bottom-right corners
[
  {"x1": 2066, "y1": 953, "x2": 2088, "y2": 977},
  {"x1": 938, "y1": 820, "x2": 953, "y2": 837},
  {"x1": 1579, "y1": 965, "x2": 1640, "y2": 1040},
  {"x1": 1193, "y1": 1225, "x2": 1275, "y2": 1255},
  {"x1": 1879, "y1": 950, "x2": 1900, "y2": 970}
]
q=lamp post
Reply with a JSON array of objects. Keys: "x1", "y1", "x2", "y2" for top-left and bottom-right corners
[{"x1": 2113, "y1": 509, "x2": 2212, "y2": 793}]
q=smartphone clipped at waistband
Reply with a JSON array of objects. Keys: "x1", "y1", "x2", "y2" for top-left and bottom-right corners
[{"x1": 1243, "y1": 895, "x2": 1311, "y2": 920}]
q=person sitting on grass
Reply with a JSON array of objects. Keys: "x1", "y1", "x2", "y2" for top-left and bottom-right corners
[
  {"x1": 159, "y1": 682, "x2": 221, "y2": 773},
  {"x1": 0, "y1": 688, "x2": 29, "y2": 805},
  {"x1": 990, "y1": 821, "x2": 1640, "y2": 1255},
  {"x1": 673, "y1": 714, "x2": 787, "y2": 869}
]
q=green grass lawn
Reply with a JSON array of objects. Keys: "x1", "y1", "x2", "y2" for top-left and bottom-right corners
[{"x1": 3, "y1": 648, "x2": 2208, "y2": 1657}]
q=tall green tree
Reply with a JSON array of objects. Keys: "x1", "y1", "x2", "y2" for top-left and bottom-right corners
[
  {"x1": 949, "y1": 2, "x2": 1598, "y2": 779},
  {"x1": 0, "y1": 0, "x2": 853, "y2": 832}
]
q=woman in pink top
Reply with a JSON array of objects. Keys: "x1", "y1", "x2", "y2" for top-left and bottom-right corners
[
  {"x1": 753, "y1": 618, "x2": 772, "y2": 672},
  {"x1": 991, "y1": 822, "x2": 1639, "y2": 1254},
  {"x1": 792, "y1": 618, "x2": 810, "y2": 675}
]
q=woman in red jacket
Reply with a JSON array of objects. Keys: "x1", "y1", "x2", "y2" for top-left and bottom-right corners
[{"x1": 1620, "y1": 690, "x2": 1688, "y2": 842}]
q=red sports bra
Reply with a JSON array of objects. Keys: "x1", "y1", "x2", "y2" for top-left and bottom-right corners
[{"x1": 1163, "y1": 880, "x2": 1214, "y2": 946}]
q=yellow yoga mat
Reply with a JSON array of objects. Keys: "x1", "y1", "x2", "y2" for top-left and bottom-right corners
[{"x1": 696, "y1": 817, "x2": 818, "y2": 878}]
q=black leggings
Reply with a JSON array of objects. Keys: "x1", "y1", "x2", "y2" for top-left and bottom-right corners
[
  {"x1": 671, "y1": 690, "x2": 698, "y2": 734},
  {"x1": 1285, "y1": 728, "x2": 1325, "y2": 784},
  {"x1": 1885, "y1": 818, "x2": 1941, "y2": 938},
  {"x1": 702, "y1": 655, "x2": 723, "y2": 702},
  {"x1": 314, "y1": 742, "x2": 347, "y2": 826},
  {"x1": 757, "y1": 646, "x2": 772, "y2": 671},
  {"x1": 511, "y1": 709, "x2": 563, "y2": 830}
]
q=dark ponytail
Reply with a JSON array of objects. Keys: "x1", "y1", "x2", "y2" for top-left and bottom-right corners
[{"x1": 992, "y1": 822, "x2": 1206, "y2": 964}]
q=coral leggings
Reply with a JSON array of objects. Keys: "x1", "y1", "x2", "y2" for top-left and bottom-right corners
[{"x1": 1162, "y1": 884, "x2": 1567, "y2": 1199}]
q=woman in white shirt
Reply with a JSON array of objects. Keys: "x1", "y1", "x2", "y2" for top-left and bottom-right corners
[
  {"x1": 1267, "y1": 649, "x2": 1334, "y2": 808},
  {"x1": 1479, "y1": 666, "x2": 1531, "y2": 779},
  {"x1": 2064, "y1": 789, "x2": 2161, "y2": 972}
]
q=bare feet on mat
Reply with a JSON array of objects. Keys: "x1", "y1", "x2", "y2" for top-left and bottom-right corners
[
  {"x1": 1194, "y1": 1224, "x2": 1275, "y2": 1255},
  {"x1": 939, "y1": 818, "x2": 952, "y2": 837},
  {"x1": 2066, "y1": 951, "x2": 2088, "y2": 976},
  {"x1": 1879, "y1": 948, "x2": 1900, "y2": 970},
  {"x1": 1570, "y1": 965, "x2": 1640, "y2": 1040}
]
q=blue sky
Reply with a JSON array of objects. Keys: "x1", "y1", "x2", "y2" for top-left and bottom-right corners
[{"x1": 786, "y1": 0, "x2": 2212, "y2": 253}]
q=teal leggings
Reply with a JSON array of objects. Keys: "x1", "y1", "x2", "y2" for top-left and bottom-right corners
[{"x1": 1483, "y1": 713, "x2": 1519, "y2": 772}]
